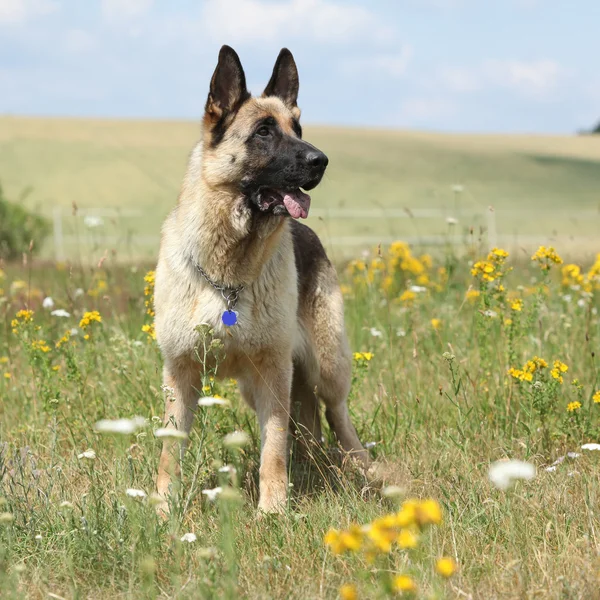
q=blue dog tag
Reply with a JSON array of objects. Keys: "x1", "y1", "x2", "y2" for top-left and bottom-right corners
[{"x1": 222, "y1": 310, "x2": 237, "y2": 326}]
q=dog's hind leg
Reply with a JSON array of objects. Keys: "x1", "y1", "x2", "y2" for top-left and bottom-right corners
[
  {"x1": 309, "y1": 274, "x2": 370, "y2": 467},
  {"x1": 290, "y1": 361, "x2": 323, "y2": 455},
  {"x1": 156, "y1": 358, "x2": 201, "y2": 513}
]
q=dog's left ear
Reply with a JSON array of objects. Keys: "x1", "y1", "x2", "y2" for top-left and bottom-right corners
[{"x1": 263, "y1": 48, "x2": 299, "y2": 109}]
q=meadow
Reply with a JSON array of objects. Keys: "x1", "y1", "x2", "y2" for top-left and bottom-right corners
[
  {"x1": 2, "y1": 116, "x2": 600, "y2": 260},
  {"x1": 1, "y1": 117, "x2": 600, "y2": 599},
  {"x1": 1, "y1": 236, "x2": 600, "y2": 599}
]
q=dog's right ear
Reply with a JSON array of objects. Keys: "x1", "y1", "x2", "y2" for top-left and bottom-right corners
[{"x1": 205, "y1": 45, "x2": 250, "y2": 123}]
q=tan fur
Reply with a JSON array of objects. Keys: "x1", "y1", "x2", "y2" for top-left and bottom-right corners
[{"x1": 154, "y1": 94, "x2": 368, "y2": 514}]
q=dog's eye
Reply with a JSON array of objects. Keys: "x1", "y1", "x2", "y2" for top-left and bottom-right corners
[{"x1": 256, "y1": 126, "x2": 270, "y2": 137}]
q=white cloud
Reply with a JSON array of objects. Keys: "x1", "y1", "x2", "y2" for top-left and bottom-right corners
[
  {"x1": 485, "y1": 59, "x2": 562, "y2": 97},
  {"x1": 439, "y1": 66, "x2": 480, "y2": 93},
  {"x1": 437, "y1": 59, "x2": 563, "y2": 99},
  {"x1": 201, "y1": 0, "x2": 393, "y2": 45},
  {"x1": 343, "y1": 46, "x2": 413, "y2": 78},
  {"x1": 101, "y1": 0, "x2": 153, "y2": 22},
  {"x1": 0, "y1": 0, "x2": 57, "y2": 24}
]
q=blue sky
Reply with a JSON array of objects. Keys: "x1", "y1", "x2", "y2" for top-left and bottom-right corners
[{"x1": 1, "y1": 0, "x2": 599, "y2": 133}]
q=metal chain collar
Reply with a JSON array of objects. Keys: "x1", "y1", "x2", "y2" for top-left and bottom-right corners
[{"x1": 193, "y1": 261, "x2": 245, "y2": 312}]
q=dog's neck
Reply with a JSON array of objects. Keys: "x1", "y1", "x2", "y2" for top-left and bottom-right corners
[{"x1": 177, "y1": 178, "x2": 287, "y2": 287}]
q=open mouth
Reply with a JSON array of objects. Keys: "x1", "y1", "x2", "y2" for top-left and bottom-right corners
[{"x1": 256, "y1": 188, "x2": 311, "y2": 219}]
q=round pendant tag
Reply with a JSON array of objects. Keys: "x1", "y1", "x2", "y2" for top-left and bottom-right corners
[{"x1": 222, "y1": 310, "x2": 238, "y2": 326}]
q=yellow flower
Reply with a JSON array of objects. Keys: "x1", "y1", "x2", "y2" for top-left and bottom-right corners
[
  {"x1": 399, "y1": 290, "x2": 416, "y2": 303},
  {"x1": 471, "y1": 260, "x2": 496, "y2": 282},
  {"x1": 353, "y1": 352, "x2": 373, "y2": 362},
  {"x1": 83, "y1": 334, "x2": 90, "y2": 341},
  {"x1": 3, "y1": 372, "x2": 11, "y2": 380},
  {"x1": 567, "y1": 401, "x2": 581, "y2": 412},
  {"x1": 466, "y1": 289, "x2": 480, "y2": 303},
  {"x1": 142, "y1": 323, "x2": 156, "y2": 341},
  {"x1": 31, "y1": 340, "x2": 51, "y2": 353},
  {"x1": 339, "y1": 584, "x2": 357, "y2": 600},
  {"x1": 436, "y1": 557, "x2": 457, "y2": 578},
  {"x1": 11, "y1": 309, "x2": 34, "y2": 334},
  {"x1": 490, "y1": 247, "x2": 509, "y2": 259},
  {"x1": 397, "y1": 529, "x2": 418, "y2": 549},
  {"x1": 52, "y1": 365, "x2": 61, "y2": 372},
  {"x1": 550, "y1": 360, "x2": 567, "y2": 384},
  {"x1": 510, "y1": 298, "x2": 523, "y2": 311},
  {"x1": 430, "y1": 318, "x2": 442, "y2": 330},
  {"x1": 593, "y1": 391, "x2": 600, "y2": 404},
  {"x1": 393, "y1": 575, "x2": 416, "y2": 594},
  {"x1": 202, "y1": 385, "x2": 211, "y2": 393},
  {"x1": 416, "y1": 499, "x2": 442, "y2": 526},
  {"x1": 381, "y1": 275, "x2": 394, "y2": 293},
  {"x1": 531, "y1": 246, "x2": 563, "y2": 269},
  {"x1": 0, "y1": 357, "x2": 8, "y2": 364},
  {"x1": 55, "y1": 330, "x2": 71, "y2": 349},
  {"x1": 79, "y1": 311, "x2": 102, "y2": 329}
]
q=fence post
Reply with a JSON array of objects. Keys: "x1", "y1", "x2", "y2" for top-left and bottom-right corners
[{"x1": 53, "y1": 207, "x2": 65, "y2": 262}]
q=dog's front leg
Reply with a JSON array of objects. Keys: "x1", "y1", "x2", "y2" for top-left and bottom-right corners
[
  {"x1": 240, "y1": 362, "x2": 292, "y2": 514},
  {"x1": 156, "y1": 360, "x2": 200, "y2": 512}
]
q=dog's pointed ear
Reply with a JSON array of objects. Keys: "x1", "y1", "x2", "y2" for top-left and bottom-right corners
[
  {"x1": 262, "y1": 48, "x2": 299, "y2": 108},
  {"x1": 205, "y1": 45, "x2": 250, "y2": 122}
]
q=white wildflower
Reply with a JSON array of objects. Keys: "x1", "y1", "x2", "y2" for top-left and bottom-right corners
[
  {"x1": 77, "y1": 449, "x2": 96, "y2": 460},
  {"x1": 51, "y1": 309, "x2": 71, "y2": 318},
  {"x1": 154, "y1": 428, "x2": 188, "y2": 440},
  {"x1": 202, "y1": 487, "x2": 223, "y2": 501},
  {"x1": 74, "y1": 288, "x2": 84, "y2": 298},
  {"x1": 488, "y1": 459, "x2": 536, "y2": 490},
  {"x1": 84, "y1": 216, "x2": 103, "y2": 228},
  {"x1": 180, "y1": 532, "x2": 197, "y2": 543},
  {"x1": 409, "y1": 286, "x2": 427, "y2": 293},
  {"x1": 567, "y1": 452, "x2": 580, "y2": 459},
  {"x1": 483, "y1": 310, "x2": 498, "y2": 318},
  {"x1": 562, "y1": 295, "x2": 572, "y2": 303},
  {"x1": 396, "y1": 328, "x2": 406, "y2": 337},
  {"x1": 198, "y1": 396, "x2": 230, "y2": 407},
  {"x1": 365, "y1": 441, "x2": 377, "y2": 449},
  {"x1": 223, "y1": 431, "x2": 250, "y2": 448},
  {"x1": 581, "y1": 443, "x2": 600, "y2": 451},
  {"x1": 70, "y1": 328, "x2": 79, "y2": 336},
  {"x1": 577, "y1": 299, "x2": 586, "y2": 308},
  {"x1": 42, "y1": 297, "x2": 54, "y2": 309},
  {"x1": 446, "y1": 217, "x2": 458, "y2": 225},
  {"x1": 218, "y1": 465, "x2": 237, "y2": 474},
  {"x1": 545, "y1": 465, "x2": 557, "y2": 472},
  {"x1": 369, "y1": 327, "x2": 383, "y2": 337},
  {"x1": 94, "y1": 416, "x2": 146, "y2": 435},
  {"x1": 35, "y1": 534, "x2": 42, "y2": 540},
  {"x1": 125, "y1": 488, "x2": 146, "y2": 499}
]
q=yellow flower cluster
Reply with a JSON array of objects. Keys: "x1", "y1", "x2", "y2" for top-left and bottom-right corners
[
  {"x1": 593, "y1": 391, "x2": 600, "y2": 404},
  {"x1": 31, "y1": 340, "x2": 51, "y2": 353},
  {"x1": 566, "y1": 401, "x2": 581, "y2": 412},
  {"x1": 550, "y1": 360, "x2": 568, "y2": 384},
  {"x1": 471, "y1": 248, "x2": 509, "y2": 283},
  {"x1": 353, "y1": 352, "x2": 374, "y2": 362},
  {"x1": 431, "y1": 318, "x2": 442, "y2": 330},
  {"x1": 508, "y1": 356, "x2": 548, "y2": 382},
  {"x1": 509, "y1": 357, "x2": 568, "y2": 385},
  {"x1": 142, "y1": 323, "x2": 156, "y2": 342},
  {"x1": 144, "y1": 270, "x2": 156, "y2": 317},
  {"x1": 55, "y1": 330, "x2": 71, "y2": 349},
  {"x1": 11, "y1": 309, "x2": 34, "y2": 334},
  {"x1": 324, "y1": 498, "x2": 442, "y2": 557},
  {"x1": 531, "y1": 246, "x2": 563, "y2": 270},
  {"x1": 79, "y1": 311, "x2": 102, "y2": 329},
  {"x1": 509, "y1": 298, "x2": 523, "y2": 311},
  {"x1": 561, "y1": 256, "x2": 600, "y2": 293},
  {"x1": 466, "y1": 289, "x2": 480, "y2": 303}
]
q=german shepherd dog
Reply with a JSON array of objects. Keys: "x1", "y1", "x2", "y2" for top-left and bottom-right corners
[{"x1": 155, "y1": 45, "x2": 369, "y2": 513}]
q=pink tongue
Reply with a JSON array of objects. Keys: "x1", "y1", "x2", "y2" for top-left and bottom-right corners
[{"x1": 282, "y1": 189, "x2": 311, "y2": 219}]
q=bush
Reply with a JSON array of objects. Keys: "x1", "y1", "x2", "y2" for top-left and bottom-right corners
[{"x1": 0, "y1": 183, "x2": 50, "y2": 260}]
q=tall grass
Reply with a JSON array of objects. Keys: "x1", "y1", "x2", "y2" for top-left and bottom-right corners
[{"x1": 0, "y1": 240, "x2": 599, "y2": 599}]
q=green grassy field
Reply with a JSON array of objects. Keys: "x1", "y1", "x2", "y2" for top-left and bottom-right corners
[
  {"x1": 2, "y1": 116, "x2": 600, "y2": 262},
  {"x1": 1, "y1": 240, "x2": 600, "y2": 599}
]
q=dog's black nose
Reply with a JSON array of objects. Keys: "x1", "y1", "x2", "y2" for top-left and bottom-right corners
[{"x1": 305, "y1": 150, "x2": 329, "y2": 169}]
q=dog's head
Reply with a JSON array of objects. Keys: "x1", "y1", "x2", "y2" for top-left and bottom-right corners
[{"x1": 201, "y1": 45, "x2": 328, "y2": 220}]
